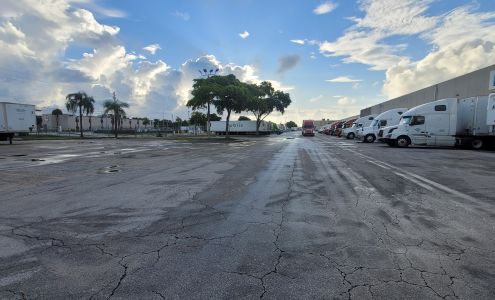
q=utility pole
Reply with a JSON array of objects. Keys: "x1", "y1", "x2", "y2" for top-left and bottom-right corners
[{"x1": 198, "y1": 68, "x2": 219, "y2": 135}]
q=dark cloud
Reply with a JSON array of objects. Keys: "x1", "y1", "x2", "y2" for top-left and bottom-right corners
[{"x1": 277, "y1": 54, "x2": 301, "y2": 74}]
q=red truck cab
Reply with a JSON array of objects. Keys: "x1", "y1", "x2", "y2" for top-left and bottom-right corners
[{"x1": 302, "y1": 120, "x2": 315, "y2": 136}]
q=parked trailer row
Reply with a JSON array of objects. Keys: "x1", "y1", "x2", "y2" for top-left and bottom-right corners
[
  {"x1": 381, "y1": 95, "x2": 495, "y2": 149},
  {"x1": 325, "y1": 94, "x2": 495, "y2": 150},
  {"x1": 0, "y1": 102, "x2": 36, "y2": 144}
]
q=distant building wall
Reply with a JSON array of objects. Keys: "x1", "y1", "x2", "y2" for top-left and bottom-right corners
[
  {"x1": 41, "y1": 114, "x2": 142, "y2": 131},
  {"x1": 360, "y1": 64, "x2": 495, "y2": 117}
]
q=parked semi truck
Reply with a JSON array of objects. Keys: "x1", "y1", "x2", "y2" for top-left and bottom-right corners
[
  {"x1": 357, "y1": 108, "x2": 407, "y2": 143},
  {"x1": 302, "y1": 120, "x2": 315, "y2": 136},
  {"x1": 342, "y1": 115, "x2": 376, "y2": 139},
  {"x1": 335, "y1": 119, "x2": 356, "y2": 137},
  {"x1": 383, "y1": 95, "x2": 495, "y2": 149},
  {"x1": 0, "y1": 102, "x2": 36, "y2": 144}
]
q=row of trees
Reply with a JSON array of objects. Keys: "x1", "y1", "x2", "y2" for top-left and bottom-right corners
[
  {"x1": 65, "y1": 91, "x2": 129, "y2": 138},
  {"x1": 187, "y1": 74, "x2": 292, "y2": 137}
]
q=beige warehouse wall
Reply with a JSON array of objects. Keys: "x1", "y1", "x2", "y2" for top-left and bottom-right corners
[{"x1": 360, "y1": 64, "x2": 495, "y2": 117}]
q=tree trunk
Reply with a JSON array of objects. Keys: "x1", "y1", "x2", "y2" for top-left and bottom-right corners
[
  {"x1": 114, "y1": 114, "x2": 118, "y2": 138},
  {"x1": 256, "y1": 117, "x2": 261, "y2": 136},
  {"x1": 79, "y1": 106, "x2": 83, "y2": 138},
  {"x1": 225, "y1": 110, "x2": 231, "y2": 138}
]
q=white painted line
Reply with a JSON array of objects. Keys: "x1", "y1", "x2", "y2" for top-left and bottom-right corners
[
  {"x1": 366, "y1": 160, "x2": 390, "y2": 170},
  {"x1": 393, "y1": 171, "x2": 436, "y2": 192}
]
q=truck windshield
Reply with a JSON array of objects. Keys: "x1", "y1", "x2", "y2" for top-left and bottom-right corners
[
  {"x1": 371, "y1": 119, "x2": 379, "y2": 127},
  {"x1": 303, "y1": 124, "x2": 314, "y2": 129},
  {"x1": 400, "y1": 116, "x2": 412, "y2": 125}
]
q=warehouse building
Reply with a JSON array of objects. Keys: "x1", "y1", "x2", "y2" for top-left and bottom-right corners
[{"x1": 360, "y1": 64, "x2": 495, "y2": 117}]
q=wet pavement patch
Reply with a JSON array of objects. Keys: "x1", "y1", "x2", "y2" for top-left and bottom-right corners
[
  {"x1": 31, "y1": 158, "x2": 45, "y2": 162},
  {"x1": 11, "y1": 154, "x2": 27, "y2": 157},
  {"x1": 99, "y1": 165, "x2": 121, "y2": 174}
]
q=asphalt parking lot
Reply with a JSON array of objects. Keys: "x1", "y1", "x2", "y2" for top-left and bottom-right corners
[{"x1": 0, "y1": 133, "x2": 494, "y2": 299}]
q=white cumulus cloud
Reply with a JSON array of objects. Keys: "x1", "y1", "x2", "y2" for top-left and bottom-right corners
[
  {"x1": 326, "y1": 76, "x2": 362, "y2": 83},
  {"x1": 0, "y1": 0, "x2": 292, "y2": 120},
  {"x1": 143, "y1": 44, "x2": 161, "y2": 55},
  {"x1": 313, "y1": 1, "x2": 337, "y2": 15},
  {"x1": 290, "y1": 39, "x2": 305, "y2": 45},
  {"x1": 239, "y1": 31, "x2": 250, "y2": 39},
  {"x1": 315, "y1": 0, "x2": 495, "y2": 99}
]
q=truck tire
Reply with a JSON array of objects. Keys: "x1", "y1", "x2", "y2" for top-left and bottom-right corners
[
  {"x1": 364, "y1": 134, "x2": 375, "y2": 143},
  {"x1": 471, "y1": 139, "x2": 484, "y2": 150},
  {"x1": 396, "y1": 136, "x2": 410, "y2": 148},
  {"x1": 347, "y1": 132, "x2": 355, "y2": 139},
  {"x1": 8, "y1": 134, "x2": 13, "y2": 145}
]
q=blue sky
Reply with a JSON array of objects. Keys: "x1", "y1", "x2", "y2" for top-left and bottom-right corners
[{"x1": 0, "y1": 0, "x2": 494, "y2": 123}]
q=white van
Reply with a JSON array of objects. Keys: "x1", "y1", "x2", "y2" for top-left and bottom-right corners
[
  {"x1": 384, "y1": 95, "x2": 495, "y2": 149},
  {"x1": 356, "y1": 108, "x2": 407, "y2": 143},
  {"x1": 342, "y1": 115, "x2": 375, "y2": 139}
]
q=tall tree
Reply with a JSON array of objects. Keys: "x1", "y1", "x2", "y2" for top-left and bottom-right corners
[
  {"x1": 285, "y1": 121, "x2": 297, "y2": 128},
  {"x1": 187, "y1": 78, "x2": 216, "y2": 134},
  {"x1": 103, "y1": 92, "x2": 129, "y2": 138},
  {"x1": 246, "y1": 81, "x2": 292, "y2": 135},
  {"x1": 211, "y1": 75, "x2": 250, "y2": 137},
  {"x1": 65, "y1": 92, "x2": 95, "y2": 137},
  {"x1": 189, "y1": 111, "x2": 207, "y2": 125},
  {"x1": 142, "y1": 117, "x2": 150, "y2": 128},
  {"x1": 51, "y1": 108, "x2": 63, "y2": 132}
]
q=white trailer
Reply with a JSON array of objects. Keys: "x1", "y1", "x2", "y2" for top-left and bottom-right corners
[
  {"x1": 357, "y1": 108, "x2": 407, "y2": 143},
  {"x1": 0, "y1": 102, "x2": 36, "y2": 144},
  {"x1": 384, "y1": 94, "x2": 495, "y2": 149},
  {"x1": 210, "y1": 120, "x2": 272, "y2": 135},
  {"x1": 342, "y1": 114, "x2": 376, "y2": 139}
]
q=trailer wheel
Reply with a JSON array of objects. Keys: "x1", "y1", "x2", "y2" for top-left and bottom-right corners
[
  {"x1": 347, "y1": 132, "x2": 355, "y2": 139},
  {"x1": 364, "y1": 134, "x2": 375, "y2": 143},
  {"x1": 8, "y1": 134, "x2": 13, "y2": 145},
  {"x1": 396, "y1": 136, "x2": 410, "y2": 148},
  {"x1": 471, "y1": 139, "x2": 484, "y2": 150}
]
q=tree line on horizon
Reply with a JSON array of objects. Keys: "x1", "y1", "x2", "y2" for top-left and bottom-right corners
[
  {"x1": 55, "y1": 74, "x2": 299, "y2": 139},
  {"x1": 187, "y1": 74, "x2": 292, "y2": 137}
]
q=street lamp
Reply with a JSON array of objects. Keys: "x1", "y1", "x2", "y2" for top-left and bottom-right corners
[{"x1": 198, "y1": 68, "x2": 219, "y2": 135}]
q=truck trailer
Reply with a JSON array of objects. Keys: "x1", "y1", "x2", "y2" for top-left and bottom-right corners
[
  {"x1": 0, "y1": 102, "x2": 36, "y2": 144},
  {"x1": 383, "y1": 94, "x2": 495, "y2": 149},
  {"x1": 210, "y1": 120, "x2": 272, "y2": 135}
]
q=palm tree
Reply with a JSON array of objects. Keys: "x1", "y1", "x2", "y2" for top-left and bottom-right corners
[
  {"x1": 103, "y1": 92, "x2": 129, "y2": 138},
  {"x1": 51, "y1": 108, "x2": 63, "y2": 133},
  {"x1": 65, "y1": 92, "x2": 95, "y2": 138}
]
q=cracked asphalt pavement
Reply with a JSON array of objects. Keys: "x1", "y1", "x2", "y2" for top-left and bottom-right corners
[{"x1": 0, "y1": 133, "x2": 494, "y2": 299}]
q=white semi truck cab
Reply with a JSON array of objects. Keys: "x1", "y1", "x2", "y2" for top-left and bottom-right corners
[
  {"x1": 342, "y1": 115, "x2": 375, "y2": 139},
  {"x1": 384, "y1": 95, "x2": 495, "y2": 149},
  {"x1": 357, "y1": 108, "x2": 407, "y2": 143}
]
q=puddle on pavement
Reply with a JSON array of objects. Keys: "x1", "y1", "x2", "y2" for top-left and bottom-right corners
[
  {"x1": 31, "y1": 158, "x2": 45, "y2": 162},
  {"x1": 99, "y1": 165, "x2": 121, "y2": 174},
  {"x1": 11, "y1": 154, "x2": 27, "y2": 157}
]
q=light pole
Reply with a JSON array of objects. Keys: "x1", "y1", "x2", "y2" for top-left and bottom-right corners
[{"x1": 198, "y1": 68, "x2": 219, "y2": 135}]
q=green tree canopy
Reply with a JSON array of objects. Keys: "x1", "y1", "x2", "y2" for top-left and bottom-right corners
[
  {"x1": 189, "y1": 111, "x2": 207, "y2": 125},
  {"x1": 238, "y1": 116, "x2": 251, "y2": 121},
  {"x1": 246, "y1": 81, "x2": 292, "y2": 135},
  {"x1": 285, "y1": 121, "x2": 298, "y2": 128},
  {"x1": 189, "y1": 74, "x2": 249, "y2": 137},
  {"x1": 142, "y1": 117, "x2": 150, "y2": 128},
  {"x1": 210, "y1": 113, "x2": 221, "y2": 121}
]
